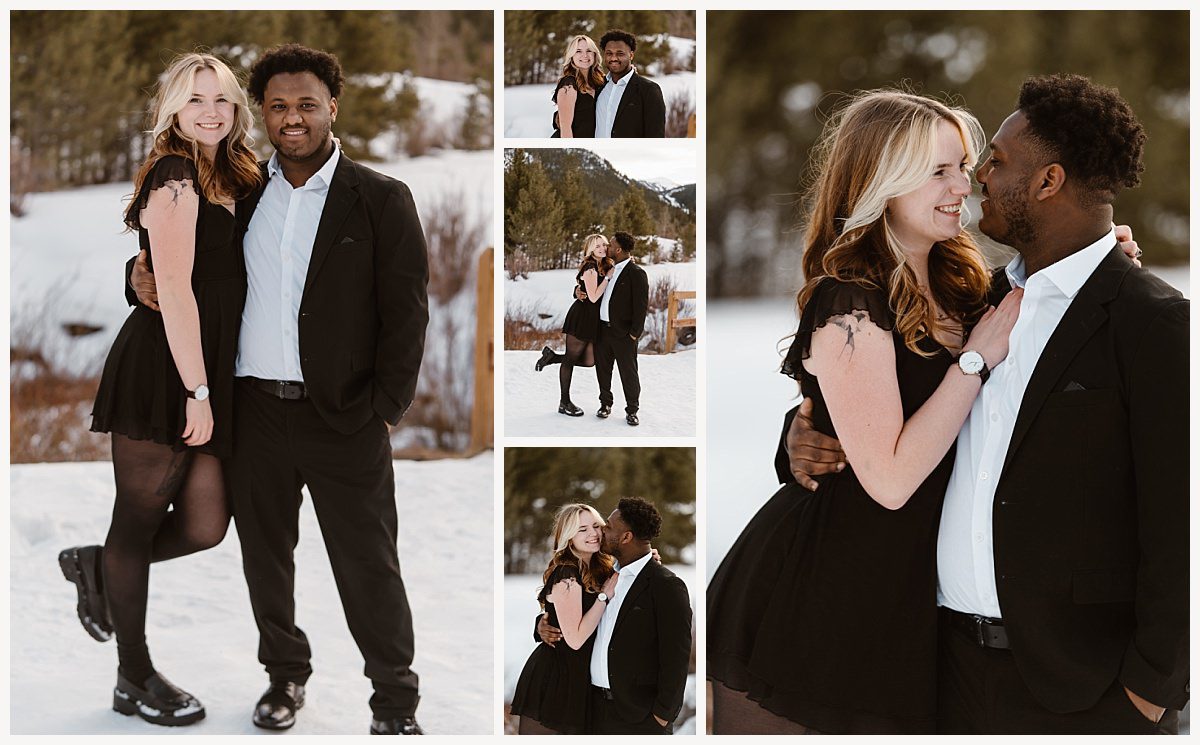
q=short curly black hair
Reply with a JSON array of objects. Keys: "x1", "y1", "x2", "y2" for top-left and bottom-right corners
[
  {"x1": 1016, "y1": 74, "x2": 1144, "y2": 204},
  {"x1": 617, "y1": 497, "x2": 661, "y2": 542},
  {"x1": 612, "y1": 231, "x2": 635, "y2": 253},
  {"x1": 599, "y1": 29, "x2": 637, "y2": 53},
  {"x1": 247, "y1": 43, "x2": 344, "y2": 105}
]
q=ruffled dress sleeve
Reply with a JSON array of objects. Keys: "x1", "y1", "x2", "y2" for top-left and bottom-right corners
[
  {"x1": 781, "y1": 277, "x2": 894, "y2": 379},
  {"x1": 552, "y1": 75, "x2": 578, "y2": 101},
  {"x1": 538, "y1": 564, "x2": 582, "y2": 606},
  {"x1": 124, "y1": 155, "x2": 200, "y2": 230}
]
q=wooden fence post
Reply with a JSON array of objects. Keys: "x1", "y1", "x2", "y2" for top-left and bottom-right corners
[{"x1": 664, "y1": 289, "x2": 697, "y2": 354}]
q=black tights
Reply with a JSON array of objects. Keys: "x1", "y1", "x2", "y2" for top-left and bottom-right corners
[
  {"x1": 710, "y1": 682, "x2": 822, "y2": 735},
  {"x1": 544, "y1": 334, "x2": 595, "y2": 405},
  {"x1": 517, "y1": 716, "x2": 561, "y2": 735},
  {"x1": 104, "y1": 434, "x2": 230, "y2": 683}
]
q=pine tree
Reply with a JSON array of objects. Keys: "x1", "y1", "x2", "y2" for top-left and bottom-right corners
[{"x1": 505, "y1": 160, "x2": 565, "y2": 271}]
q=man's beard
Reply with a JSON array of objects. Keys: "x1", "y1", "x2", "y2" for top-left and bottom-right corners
[{"x1": 986, "y1": 183, "x2": 1038, "y2": 249}]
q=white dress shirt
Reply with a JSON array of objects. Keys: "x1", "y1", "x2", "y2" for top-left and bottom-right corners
[
  {"x1": 235, "y1": 146, "x2": 341, "y2": 381},
  {"x1": 937, "y1": 229, "x2": 1116, "y2": 618},
  {"x1": 595, "y1": 68, "x2": 636, "y2": 138},
  {"x1": 600, "y1": 257, "x2": 631, "y2": 323},
  {"x1": 590, "y1": 550, "x2": 654, "y2": 688}
]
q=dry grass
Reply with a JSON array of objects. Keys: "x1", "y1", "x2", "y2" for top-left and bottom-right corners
[
  {"x1": 643, "y1": 274, "x2": 681, "y2": 353},
  {"x1": 504, "y1": 299, "x2": 561, "y2": 351},
  {"x1": 665, "y1": 91, "x2": 695, "y2": 139}
]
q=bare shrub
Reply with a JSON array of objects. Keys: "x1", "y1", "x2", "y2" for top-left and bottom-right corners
[
  {"x1": 665, "y1": 91, "x2": 695, "y2": 139},
  {"x1": 504, "y1": 299, "x2": 560, "y2": 351},
  {"x1": 11, "y1": 143, "x2": 35, "y2": 217},
  {"x1": 393, "y1": 193, "x2": 488, "y2": 454},
  {"x1": 505, "y1": 249, "x2": 532, "y2": 280},
  {"x1": 643, "y1": 274, "x2": 680, "y2": 353}
]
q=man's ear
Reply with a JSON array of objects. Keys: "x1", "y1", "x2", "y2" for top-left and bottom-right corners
[
  {"x1": 1034, "y1": 163, "x2": 1066, "y2": 202},
  {"x1": 329, "y1": 97, "x2": 338, "y2": 123}
]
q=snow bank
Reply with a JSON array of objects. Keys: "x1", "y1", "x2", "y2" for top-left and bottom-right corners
[
  {"x1": 506, "y1": 261, "x2": 696, "y2": 326},
  {"x1": 504, "y1": 72, "x2": 696, "y2": 138}
]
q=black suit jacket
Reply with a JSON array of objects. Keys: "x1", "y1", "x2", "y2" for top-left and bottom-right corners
[
  {"x1": 606, "y1": 260, "x2": 649, "y2": 338},
  {"x1": 603, "y1": 559, "x2": 692, "y2": 726},
  {"x1": 608, "y1": 71, "x2": 666, "y2": 138},
  {"x1": 983, "y1": 247, "x2": 1188, "y2": 713},
  {"x1": 130, "y1": 152, "x2": 429, "y2": 435}
]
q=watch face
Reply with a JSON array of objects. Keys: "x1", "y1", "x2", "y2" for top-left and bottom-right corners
[
  {"x1": 959, "y1": 352, "x2": 984, "y2": 375},
  {"x1": 194, "y1": 385, "x2": 210, "y2": 401}
]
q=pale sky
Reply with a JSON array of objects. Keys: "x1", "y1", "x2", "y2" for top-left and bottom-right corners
[{"x1": 539, "y1": 140, "x2": 697, "y2": 186}]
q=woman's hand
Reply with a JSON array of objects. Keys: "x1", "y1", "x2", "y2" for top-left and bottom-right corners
[
  {"x1": 181, "y1": 397, "x2": 214, "y2": 447},
  {"x1": 601, "y1": 571, "x2": 619, "y2": 600},
  {"x1": 649, "y1": 546, "x2": 662, "y2": 564},
  {"x1": 1115, "y1": 224, "x2": 1142, "y2": 267},
  {"x1": 963, "y1": 288, "x2": 1023, "y2": 369}
]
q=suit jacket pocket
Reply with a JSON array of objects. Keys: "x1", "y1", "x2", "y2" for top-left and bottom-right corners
[
  {"x1": 1072, "y1": 568, "x2": 1136, "y2": 604},
  {"x1": 335, "y1": 238, "x2": 369, "y2": 251},
  {"x1": 1042, "y1": 387, "x2": 1118, "y2": 410}
]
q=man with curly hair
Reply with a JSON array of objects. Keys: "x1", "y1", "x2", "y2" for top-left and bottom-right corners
[
  {"x1": 594, "y1": 29, "x2": 666, "y2": 138},
  {"x1": 131, "y1": 43, "x2": 429, "y2": 735},
  {"x1": 783, "y1": 74, "x2": 1188, "y2": 733},
  {"x1": 585, "y1": 497, "x2": 691, "y2": 733}
]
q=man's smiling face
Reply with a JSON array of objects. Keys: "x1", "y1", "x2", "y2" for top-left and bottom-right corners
[
  {"x1": 976, "y1": 110, "x2": 1041, "y2": 248},
  {"x1": 262, "y1": 71, "x2": 336, "y2": 165},
  {"x1": 603, "y1": 40, "x2": 633, "y2": 78}
]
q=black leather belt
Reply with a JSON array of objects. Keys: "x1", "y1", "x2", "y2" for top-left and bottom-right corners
[
  {"x1": 240, "y1": 377, "x2": 307, "y2": 400},
  {"x1": 592, "y1": 685, "x2": 614, "y2": 700},
  {"x1": 600, "y1": 321, "x2": 612, "y2": 327},
  {"x1": 942, "y1": 606, "x2": 1010, "y2": 649}
]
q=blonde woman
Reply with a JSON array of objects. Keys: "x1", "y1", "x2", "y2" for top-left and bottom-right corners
[
  {"x1": 535, "y1": 234, "x2": 614, "y2": 416},
  {"x1": 706, "y1": 91, "x2": 1023, "y2": 733},
  {"x1": 58, "y1": 52, "x2": 262, "y2": 726},
  {"x1": 551, "y1": 35, "x2": 606, "y2": 138},
  {"x1": 510, "y1": 504, "x2": 620, "y2": 734}
]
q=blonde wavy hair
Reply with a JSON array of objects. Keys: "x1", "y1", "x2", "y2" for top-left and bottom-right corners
[
  {"x1": 579, "y1": 233, "x2": 614, "y2": 276},
  {"x1": 540, "y1": 503, "x2": 615, "y2": 597},
  {"x1": 560, "y1": 35, "x2": 606, "y2": 95},
  {"x1": 797, "y1": 89, "x2": 993, "y2": 355},
  {"x1": 125, "y1": 52, "x2": 262, "y2": 227}
]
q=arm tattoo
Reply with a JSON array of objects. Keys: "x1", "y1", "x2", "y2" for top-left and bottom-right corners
[
  {"x1": 829, "y1": 311, "x2": 869, "y2": 360},
  {"x1": 162, "y1": 179, "x2": 190, "y2": 207}
]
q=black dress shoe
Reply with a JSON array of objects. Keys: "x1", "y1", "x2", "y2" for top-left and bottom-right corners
[
  {"x1": 370, "y1": 716, "x2": 425, "y2": 735},
  {"x1": 558, "y1": 401, "x2": 584, "y2": 417},
  {"x1": 112, "y1": 670, "x2": 205, "y2": 726},
  {"x1": 534, "y1": 346, "x2": 556, "y2": 372},
  {"x1": 252, "y1": 681, "x2": 306, "y2": 730},
  {"x1": 58, "y1": 545, "x2": 112, "y2": 642},
  {"x1": 626, "y1": 413, "x2": 640, "y2": 426},
  {"x1": 596, "y1": 404, "x2": 612, "y2": 419}
]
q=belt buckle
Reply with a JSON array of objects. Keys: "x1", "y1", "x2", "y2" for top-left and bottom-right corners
[
  {"x1": 275, "y1": 380, "x2": 288, "y2": 399},
  {"x1": 972, "y1": 614, "x2": 988, "y2": 647}
]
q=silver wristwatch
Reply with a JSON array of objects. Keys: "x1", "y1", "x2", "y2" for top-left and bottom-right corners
[
  {"x1": 597, "y1": 592, "x2": 609, "y2": 603},
  {"x1": 187, "y1": 384, "x2": 211, "y2": 401},
  {"x1": 957, "y1": 351, "x2": 990, "y2": 384}
]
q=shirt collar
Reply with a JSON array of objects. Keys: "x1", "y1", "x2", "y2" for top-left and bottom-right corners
[
  {"x1": 1005, "y1": 227, "x2": 1115, "y2": 298},
  {"x1": 266, "y1": 142, "x2": 342, "y2": 188},
  {"x1": 618, "y1": 550, "x2": 654, "y2": 577},
  {"x1": 613, "y1": 257, "x2": 632, "y2": 269}
]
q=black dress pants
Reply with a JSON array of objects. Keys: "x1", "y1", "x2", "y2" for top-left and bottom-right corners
[
  {"x1": 936, "y1": 609, "x2": 1174, "y2": 735},
  {"x1": 594, "y1": 323, "x2": 640, "y2": 415},
  {"x1": 229, "y1": 380, "x2": 419, "y2": 718},
  {"x1": 588, "y1": 688, "x2": 671, "y2": 735}
]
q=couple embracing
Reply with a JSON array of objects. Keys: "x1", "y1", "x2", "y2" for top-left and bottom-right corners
[
  {"x1": 511, "y1": 498, "x2": 692, "y2": 735},
  {"x1": 708, "y1": 75, "x2": 1188, "y2": 734},
  {"x1": 57, "y1": 44, "x2": 428, "y2": 734},
  {"x1": 535, "y1": 232, "x2": 648, "y2": 426}
]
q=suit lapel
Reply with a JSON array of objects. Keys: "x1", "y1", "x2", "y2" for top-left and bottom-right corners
[
  {"x1": 1001, "y1": 246, "x2": 1127, "y2": 474},
  {"x1": 303, "y1": 154, "x2": 360, "y2": 294},
  {"x1": 611, "y1": 560, "x2": 655, "y2": 638}
]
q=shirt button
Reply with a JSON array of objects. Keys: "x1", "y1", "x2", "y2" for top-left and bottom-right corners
[
  {"x1": 974, "y1": 532, "x2": 984, "y2": 544},
  {"x1": 980, "y1": 471, "x2": 989, "y2": 481},
  {"x1": 990, "y1": 411, "x2": 999, "y2": 422}
]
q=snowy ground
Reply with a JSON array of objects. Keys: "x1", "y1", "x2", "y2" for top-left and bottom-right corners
[
  {"x1": 504, "y1": 72, "x2": 696, "y2": 138},
  {"x1": 10, "y1": 454, "x2": 494, "y2": 735},
  {"x1": 506, "y1": 261, "x2": 696, "y2": 324},
  {"x1": 505, "y1": 349, "x2": 695, "y2": 437},
  {"x1": 706, "y1": 264, "x2": 1190, "y2": 576},
  {"x1": 504, "y1": 567, "x2": 697, "y2": 735},
  {"x1": 10, "y1": 149, "x2": 492, "y2": 378}
]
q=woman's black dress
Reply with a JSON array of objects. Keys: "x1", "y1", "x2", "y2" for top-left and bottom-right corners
[
  {"x1": 561, "y1": 262, "x2": 602, "y2": 342},
  {"x1": 707, "y1": 278, "x2": 957, "y2": 734},
  {"x1": 510, "y1": 564, "x2": 599, "y2": 734},
  {"x1": 90, "y1": 155, "x2": 247, "y2": 460},
  {"x1": 551, "y1": 75, "x2": 599, "y2": 138}
]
